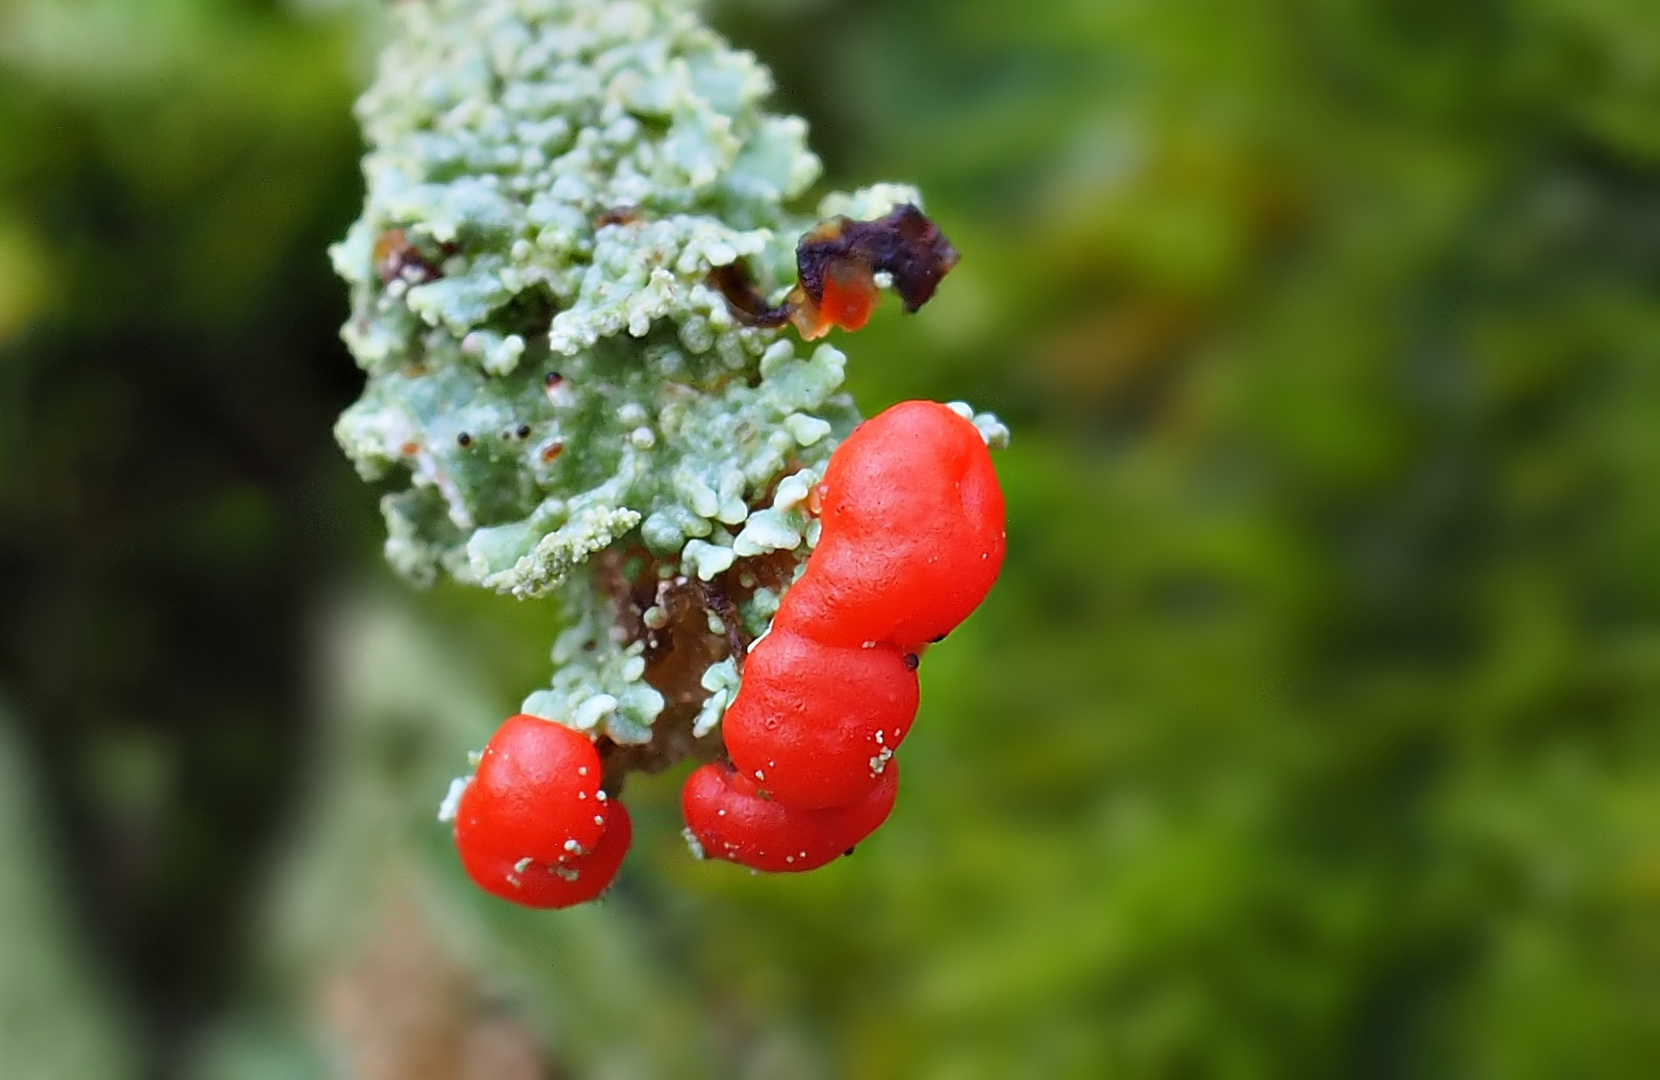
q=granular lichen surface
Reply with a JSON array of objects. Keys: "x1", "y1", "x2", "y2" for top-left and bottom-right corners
[{"x1": 332, "y1": 0, "x2": 999, "y2": 761}]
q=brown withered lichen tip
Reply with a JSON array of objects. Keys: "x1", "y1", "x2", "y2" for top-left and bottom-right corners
[
  {"x1": 710, "y1": 203, "x2": 960, "y2": 339},
  {"x1": 797, "y1": 203, "x2": 960, "y2": 313}
]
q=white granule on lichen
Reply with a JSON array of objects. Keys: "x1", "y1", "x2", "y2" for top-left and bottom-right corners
[{"x1": 437, "y1": 775, "x2": 470, "y2": 822}]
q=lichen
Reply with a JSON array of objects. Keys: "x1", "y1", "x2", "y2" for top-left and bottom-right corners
[{"x1": 331, "y1": 0, "x2": 987, "y2": 772}]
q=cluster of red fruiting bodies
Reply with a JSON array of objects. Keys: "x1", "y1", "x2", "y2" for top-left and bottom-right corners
[{"x1": 452, "y1": 401, "x2": 1005, "y2": 907}]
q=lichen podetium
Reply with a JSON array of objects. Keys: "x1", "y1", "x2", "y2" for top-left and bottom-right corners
[{"x1": 331, "y1": 0, "x2": 1003, "y2": 788}]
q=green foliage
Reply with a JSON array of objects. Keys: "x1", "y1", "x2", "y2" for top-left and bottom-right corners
[
  {"x1": 0, "y1": 703, "x2": 132, "y2": 1080},
  {"x1": 735, "y1": 0, "x2": 1660, "y2": 1074},
  {"x1": 3, "y1": 0, "x2": 1659, "y2": 1077}
]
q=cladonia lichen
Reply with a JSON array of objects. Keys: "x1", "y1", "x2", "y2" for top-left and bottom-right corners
[{"x1": 332, "y1": 0, "x2": 998, "y2": 781}]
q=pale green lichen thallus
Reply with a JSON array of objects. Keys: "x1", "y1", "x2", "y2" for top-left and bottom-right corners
[{"x1": 331, "y1": 0, "x2": 996, "y2": 759}]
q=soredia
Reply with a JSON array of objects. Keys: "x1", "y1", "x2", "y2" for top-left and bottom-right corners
[{"x1": 331, "y1": 0, "x2": 983, "y2": 769}]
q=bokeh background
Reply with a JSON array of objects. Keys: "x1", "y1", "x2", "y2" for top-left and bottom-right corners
[{"x1": 4, "y1": 0, "x2": 1660, "y2": 1077}]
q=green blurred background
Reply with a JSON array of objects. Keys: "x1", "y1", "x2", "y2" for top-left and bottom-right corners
[{"x1": 3, "y1": 0, "x2": 1659, "y2": 1077}]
